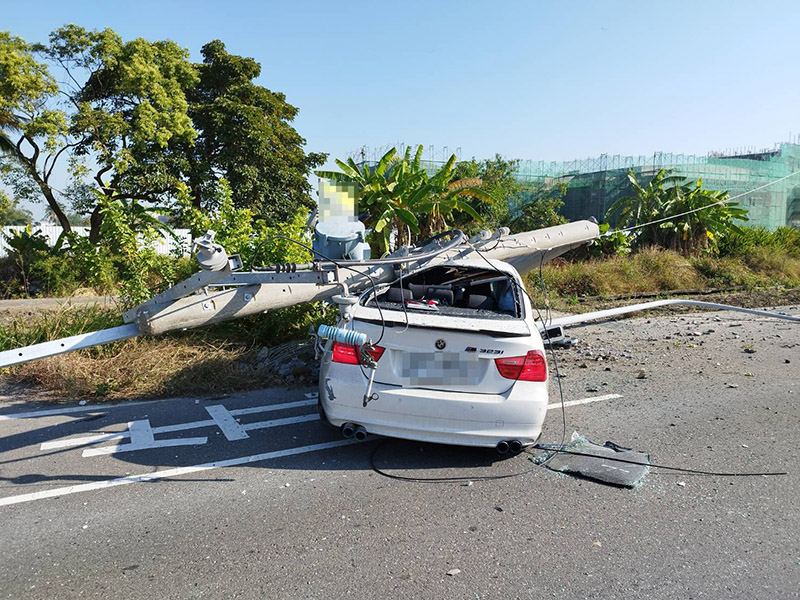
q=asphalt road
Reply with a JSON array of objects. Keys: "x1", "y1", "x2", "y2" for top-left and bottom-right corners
[{"x1": 0, "y1": 306, "x2": 798, "y2": 599}]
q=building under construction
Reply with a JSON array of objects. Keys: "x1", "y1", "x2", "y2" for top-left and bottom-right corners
[{"x1": 514, "y1": 142, "x2": 800, "y2": 230}]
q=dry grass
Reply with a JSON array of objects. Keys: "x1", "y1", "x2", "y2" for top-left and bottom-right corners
[
  {"x1": 9, "y1": 336, "x2": 281, "y2": 401},
  {"x1": 532, "y1": 248, "x2": 704, "y2": 299},
  {"x1": 0, "y1": 302, "x2": 327, "y2": 401},
  {"x1": 527, "y1": 247, "x2": 800, "y2": 311}
]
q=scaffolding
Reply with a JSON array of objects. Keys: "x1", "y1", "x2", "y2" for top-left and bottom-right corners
[{"x1": 514, "y1": 143, "x2": 800, "y2": 230}]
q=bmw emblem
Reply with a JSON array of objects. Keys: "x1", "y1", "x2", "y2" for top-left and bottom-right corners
[{"x1": 435, "y1": 339, "x2": 446, "y2": 350}]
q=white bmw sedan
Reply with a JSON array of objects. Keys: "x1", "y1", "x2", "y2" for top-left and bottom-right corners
[{"x1": 318, "y1": 257, "x2": 549, "y2": 452}]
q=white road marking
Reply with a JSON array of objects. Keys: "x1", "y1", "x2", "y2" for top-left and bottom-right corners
[
  {"x1": 0, "y1": 439, "x2": 359, "y2": 507},
  {"x1": 80, "y1": 418, "x2": 207, "y2": 457},
  {"x1": 0, "y1": 392, "x2": 626, "y2": 506},
  {"x1": 205, "y1": 405, "x2": 249, "y2": 441},
  {"x1": 45, "y1": 410, "x2": 318, "y2": 456},
  {"x1": 232, "y1": 399, "x2": 316, "y2": 416},
  {"x1": 39, "y1": 399, "x2": 318, "y2": 450},
  {"x1": 128, "y1": 420, "x2": 155, "y2": 445},
  {"x1": 82, "y1": 436, "x2": 208, "y2": 457},
  {"x1": 548, "y1": 393, "x2": 622, "y2": 409},
  {"x1": 78, "y1": 412, "x2": 319, "y2": 457},
  {"x1": 151, "y1": 419, "x2": 215, "y2": 435},
  {"x1": 242, "y1": 414, "x2": 319, "y2": 431},
  {"x1": 41, "y1": 431, "x2": 129, "y2": 450}
]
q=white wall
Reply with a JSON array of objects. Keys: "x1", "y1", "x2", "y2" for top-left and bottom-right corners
[{"x1": 0, "y1": 226, "x2": 193, "y2": 258}]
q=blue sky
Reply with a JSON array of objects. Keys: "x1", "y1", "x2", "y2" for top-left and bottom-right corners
[{"x1": 3, "y1": 0, "x2": 800, "y2": 215}]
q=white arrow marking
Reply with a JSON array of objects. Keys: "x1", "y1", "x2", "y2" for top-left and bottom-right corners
[
  {"x1": 81, "y1": 419, "x2": 207, "y2": 457},
  {"x1": 40, "y1": 399, "x2": 317, "y2": 450}
]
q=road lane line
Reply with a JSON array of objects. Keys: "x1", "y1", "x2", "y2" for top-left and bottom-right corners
[
  {"x1": 205, "y1": 405, "x2": 249, "y2": 441},
  {"x1": 547, "y1": 394, "x2": 622, "y2": 410},
  {"x1": 0, "y1": 439, "x2": 359, "y2": 507},
  {"x1": 1, "y1": 399, "x2": 158, "y2": 420}
]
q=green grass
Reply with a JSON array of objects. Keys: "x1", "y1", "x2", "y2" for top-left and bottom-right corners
[{"x1": 717, "y1": 226, "x2": 800, "y2": 258}]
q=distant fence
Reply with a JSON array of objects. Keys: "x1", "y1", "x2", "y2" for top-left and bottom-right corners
[{"x1": 0, "y1": 226, "x2": 193, "y2": 258}]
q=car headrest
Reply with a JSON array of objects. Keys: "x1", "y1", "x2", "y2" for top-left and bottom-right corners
[{"x1": 465, "y1": 294, "x2": 496, "y2": 310}]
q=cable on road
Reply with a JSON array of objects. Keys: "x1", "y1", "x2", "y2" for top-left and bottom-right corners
[{"x1": 368, "y1": 438, "x2": 787, "y2": 484}]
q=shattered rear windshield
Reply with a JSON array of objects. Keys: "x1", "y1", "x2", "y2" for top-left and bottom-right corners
[{"x1": 362, "y1": 266, "x2": 522, "y2": 320}]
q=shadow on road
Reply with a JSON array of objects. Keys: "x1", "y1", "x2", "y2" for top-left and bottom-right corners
[{"x1": 0, "y1": 393, "x2": 531, "y2": 491}]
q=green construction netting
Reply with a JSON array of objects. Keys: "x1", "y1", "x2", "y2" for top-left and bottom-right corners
[{"x1": 514, "y1": 143, "x2": 800, "y2": 230}]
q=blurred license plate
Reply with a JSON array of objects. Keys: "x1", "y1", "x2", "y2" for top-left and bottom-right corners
[{"x1": 400, "y1": 352, "x2": 478, "y2": 385}]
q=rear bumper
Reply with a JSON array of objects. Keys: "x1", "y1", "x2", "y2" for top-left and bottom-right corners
[{"x1": 319, "y1": 367, "x2": 548, "y2": 447}]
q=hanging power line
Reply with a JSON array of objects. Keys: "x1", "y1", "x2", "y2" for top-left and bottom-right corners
[{"x1": 602, "y1": 168, "x2": 800, "y2": 237}]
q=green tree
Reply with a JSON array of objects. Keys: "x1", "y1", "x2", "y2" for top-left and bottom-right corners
[
  {"x1": 0, "y1": 189, "x2": 32, "y2": 224},
  {"x1": 411, "y1": 154, "x2": 487, "y2": 238},
  {"x1": 0, "y1": 31, "x2": 73, "y2": 231},
  {"x1": 3, "y1": 28, "x2": 323, "y2": 244},
  {"x1": 1, "y1": 27, "x2": 198, "y2": 242},
  {"x1": 41, "y1": 25, "x2": 199, "y2": 243},
  {"x1": 605, "y1": 169, "x2": 684, "y2": 245},
  {"x1": 184, "y1": 40, "x2": 325, "y2": 224},
  {"x1": 452, "y1": 155, "x2": 529, "y2": 229},
  {"x1": 507, "y1": 183, "x2": 568, "y2": 233}
]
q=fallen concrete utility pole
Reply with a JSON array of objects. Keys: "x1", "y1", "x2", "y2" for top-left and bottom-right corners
[{"x1": 0, "y1": 220, "x2": 600, "y2": 368}]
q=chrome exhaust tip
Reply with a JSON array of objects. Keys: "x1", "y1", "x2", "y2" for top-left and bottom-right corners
[
  {"x1": 509, "y1": 440, "x2": 523, "y2": 455},
  {"x1": 341, "y1": 423, "x2": 357, "y2": 438},
  {"x1": 496, "y1": 440, "x2": 510, "y2": 454},
  {"x1": 354, "y1": 426, "x2": 368, "y2": 442}
]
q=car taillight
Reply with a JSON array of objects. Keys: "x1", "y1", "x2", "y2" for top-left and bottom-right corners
[
  {"x1": 331, "y1": 342, "x2": 385, "y2": 365},
  {"x1": 495, "y1": 350, "x2": 547, "y2": 381}
]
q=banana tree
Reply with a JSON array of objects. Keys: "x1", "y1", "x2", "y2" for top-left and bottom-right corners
[
  {"x1": 659, "y1": 179, "x2": 748, "y2": 254},
  {"x1": 605, "y1": 168, "x2": 684, "y2": 245},
  {"x1": 317, "y1": 147, "x2": 423, "y2": 253},
  {"x1": 410, "y1": 154, "x2": 490, "y2": 238},
  {"x1": 317, "y1": 145, "x2": 493, "y2": 252}
]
